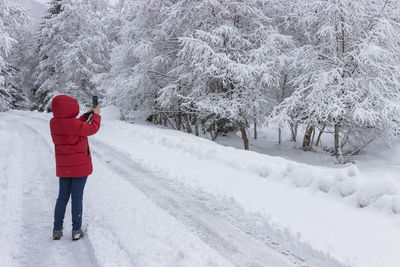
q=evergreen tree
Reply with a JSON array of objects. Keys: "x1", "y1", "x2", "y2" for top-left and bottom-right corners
[
  {"x1": 0, "y1": 0, "x2": 28, "y2": 111},
  {"x1": 33, "y1": 0, "x2": 110, "y2": 111},
  {"x1": 99, "y1": 0, "x2": 176, "y2": 120}
]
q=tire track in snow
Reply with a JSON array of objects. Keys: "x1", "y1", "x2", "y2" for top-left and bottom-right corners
[{"x1": 90, "y1": 139, "x2": 303, "y2": 267}]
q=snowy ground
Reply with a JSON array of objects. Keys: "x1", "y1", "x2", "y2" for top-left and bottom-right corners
[{"x1": 1, "y1": 108, "x2": 400, "y2": 267}]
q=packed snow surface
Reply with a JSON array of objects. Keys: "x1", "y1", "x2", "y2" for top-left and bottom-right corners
[{"x1": 1, "y1": 108, "x2": 400, "y2": 267}]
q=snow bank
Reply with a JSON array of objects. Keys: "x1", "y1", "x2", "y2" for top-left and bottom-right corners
[{"x1": 101, "y1": 122, "x2": 400, "y2": 214}]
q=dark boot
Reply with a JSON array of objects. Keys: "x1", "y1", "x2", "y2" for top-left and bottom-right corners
[
  {"x1": 72, "y1": 229, "x2": 84, "y2": 241},
  {"x1": 53, "y1": 229, "x2": 63, "y2": 240}
]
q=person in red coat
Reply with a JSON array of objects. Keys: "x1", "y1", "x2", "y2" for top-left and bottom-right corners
[{"x1": 49, "y1": 95, "x2": 101, "y2": 240}]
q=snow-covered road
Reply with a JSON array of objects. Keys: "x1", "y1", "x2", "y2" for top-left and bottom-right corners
[
  {"x1": 0, "y1": 111, "x2": 318, "y2": 267},
  {"x1": 0, "y1": 116, "x2": 98, "y2": 267},
  {"x1": 1, "y1": 110, "x2": 399, "y2": 267}
]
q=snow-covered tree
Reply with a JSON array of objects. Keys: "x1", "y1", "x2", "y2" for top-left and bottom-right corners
[
  {"x1": 102, "y1": 0, "x2": 295, "y2": 149},
  {"x1": 159, "y1": 0, "x2": 293, "y2": 148},
  {"x1": 0, "y1": 0, "x2": 28, "y2": 111},
  {"x1": 99, "y1": 0, "x2": 178, "y2": 121},
  {"x1": 33, "y1": 0, "x2": 111, "y2": 111},
  {"x1": 5, "y1": 28, "x2": 34, "y2": 110},
  {"x1": 272, "y1": 0, "x2": 400, "y2": 160},
  {"x1": 94, "y1": 0, "x2": 400, "y2": 158}
]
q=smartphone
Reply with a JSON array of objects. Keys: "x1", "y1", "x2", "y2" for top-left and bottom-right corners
[{"x1": 92, "y1": 96, "x2": 98, "y2": 108}]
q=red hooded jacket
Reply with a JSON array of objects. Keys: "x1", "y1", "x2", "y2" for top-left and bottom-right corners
[{"x1": 50, "y1": 95, "x2": 101, "y2": 177}]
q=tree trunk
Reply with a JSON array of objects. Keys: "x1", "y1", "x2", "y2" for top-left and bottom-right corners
[
  {"x1": 253, "y1": 118, "x2": 257, "y2": 139},
  {"x1": 159, "y1": 113, "x2": 162, "y2": 125},
  {"x1": 240, "y1": 122, "x2": 249, "y2": 150},
  {"x1": 278, "y1": 128, "x2": 282, "y2": 144},
  {"x1": 289, "y1": 121, "x2": 298, "y2": 142},
  {"x1": 185, "y1": 114, "x2": 192, "y2": 133},
  {"x1": 340, "y1": 129, "x2": 351, "y2": 149},
  {"x1": 311, "y1": 127, "x2": 316, "y2": 146},
  {"x1": 315, "y1": 124, "x2": 325, "y2": 147},
  {"x1": 163, "y1": 114, "x2": 167, "y2": 127},
  {"x1": 194, "y1": 114, "x2": 199, "y2": 136},
  {"x1": 302, "y1": 124, "x2": 314, "y2": 151},
  {"x1": 334, "y1": 123, "x2": 340, "y2": 159},
  {"x1": 177, "y1": 111, "x2": 182, "y2": 131},
  {"x1": 211, "y1": 120, "x2": 217, "y2": 141}
]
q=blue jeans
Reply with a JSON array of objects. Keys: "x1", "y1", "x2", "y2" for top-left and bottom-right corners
[{"x1": 53, "y1": 177, "x2": 87, "y2": 231}]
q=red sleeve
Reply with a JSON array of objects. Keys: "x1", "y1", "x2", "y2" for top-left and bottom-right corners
[
  {"x1": 78, "y1": 114, "x2": 87, "y2": 122},
  {"x1": 74, "y1": 113, "x2": 101, "y2": 136}
]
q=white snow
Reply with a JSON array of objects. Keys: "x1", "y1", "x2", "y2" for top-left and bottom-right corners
[
  {"x1": 14, "y1": 0, "x2": 46, "y2": 32},
  {"x1": 2, "y1": 109, "x2": 400, "y2": 267},
  {"x1": 0, "y1": 118, "x2": 24, "y2": 266},
  {"x1": 86, "y1": 159, "x2": 232, "y2": 267}
]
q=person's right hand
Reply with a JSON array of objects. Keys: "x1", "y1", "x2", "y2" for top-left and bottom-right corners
[{"x1": 92, "y1": 105, "x2": 100, "y2": 114}]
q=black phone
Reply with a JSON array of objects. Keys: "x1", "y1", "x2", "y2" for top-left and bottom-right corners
[{"x1": 92, "y1": 96, "x2": 98, "y2": 108}]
